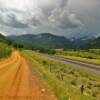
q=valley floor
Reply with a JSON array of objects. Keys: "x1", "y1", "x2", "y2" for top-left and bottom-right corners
[
  {"x1": 0, "y1": 50, "x2": 100, "y2": 100},
  {"x1": 22, "y1": 50, "x2": 100, "y2": 100}
]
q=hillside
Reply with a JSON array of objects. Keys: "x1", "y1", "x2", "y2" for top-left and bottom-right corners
[
  {"x1": 0, "y1": 33, "x2": 12, "y2": 58},
  {"x1": 0, "y1": 33, "x2": 7, "y2": 43},
  {"x1": 0, "y1": 33, "x2": 12, "y2": 45},
  {"x1": 88, "y1": 37, "x2": 100, "y2": 49},
  {"x1": 70, "y1": 36, "x2": 100, "y2": 49},
  {"x1": 77, "y1": 36, "x2": 100, "y2": 49},
  {"x1": 8, "y1": 33, "x2": 73, "y2": 49}
]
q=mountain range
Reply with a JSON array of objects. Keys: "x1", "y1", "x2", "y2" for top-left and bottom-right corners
[
  {"x1": 0, "y1": 33, "x2": 100, "y2": 49},
  {"x1": 0, "y1": 33, "x2": 11, "y2": 45},
  {"x1": 8, "y1": 33, "x2": 73, "y2": 49},
  {"x1": 88, "y1": 37, "x2": 100, "y2": 49}
]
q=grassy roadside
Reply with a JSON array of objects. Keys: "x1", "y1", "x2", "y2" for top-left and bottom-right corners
[
  {"x1": 22, "y1": 50, "x2": 100, "y2": 100},
  {"x1": 0, "y1": 42, "x2": 12, "y2": 59}
]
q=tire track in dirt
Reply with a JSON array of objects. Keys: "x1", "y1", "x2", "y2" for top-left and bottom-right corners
[{"x1": 0, "y1": 51, "x2": 57, "y2": 100}]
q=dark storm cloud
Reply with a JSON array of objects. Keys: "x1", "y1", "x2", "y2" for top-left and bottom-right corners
[
  {"x1": 58, "y1": 0, "x2": 68, "y2": 8},
  {"x1": 0, "y1": 0, "x2": 82, "y2": 36},
  {"x1": 37, "y1": 0, "x2": 82, "y2": 29},
  {"x1": 0, "y1": 8, "x2": 28, "y2": 28},
  {"x1": 0, "y1": 13, "x2": 28, "y2": 28},
  {"x1": 0, "y1": 0, "x2": 99, "y2": 38},
  {"x1": 67, "y1": 0, "x2": 100, "y2": 37}
]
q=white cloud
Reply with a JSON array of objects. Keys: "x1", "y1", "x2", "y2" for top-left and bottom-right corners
[
  {"x1": 49, "y1": 7, "x2": 82, "y2": 29},
  {"x1": 0, "y1": 0, "x2": 37, "y2": 11}
]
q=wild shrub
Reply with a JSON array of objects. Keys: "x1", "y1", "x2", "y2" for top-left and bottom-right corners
[{"x1": 0, "y1": 43, "x2": 12, "y2": 58}]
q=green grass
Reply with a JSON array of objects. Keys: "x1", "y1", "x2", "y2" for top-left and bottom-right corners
[
  {"x1": 22, "y1": 50, "x2": 100, "y2": 100},
  {"x1": 56, "y1": 50, "x2": 100, "y2": 65},
  {"x1": 0, "y1": 42, "x2": 12, "y2": 59},
  {"x1": 59, "y1": 55, "x2": 100, "y2": 65}
]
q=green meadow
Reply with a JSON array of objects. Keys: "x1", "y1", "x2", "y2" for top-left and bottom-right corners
[
  {"x1": 56, "y1": 49, "x2": 100, "y2": 65},
  {"x1": 22, "y1": 50, "x2": 100, "y2": 100}
]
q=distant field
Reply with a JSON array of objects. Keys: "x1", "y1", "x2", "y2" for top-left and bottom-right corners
[
  {"x1": 0, "y1": 42, "x2": 12, "y2": 59},
  {"x1": 22, "y1": 50, "x2": 100, "y2": 100},
  {"x1": 56, "y1": 49, "x2": 100, "y2": 65}
]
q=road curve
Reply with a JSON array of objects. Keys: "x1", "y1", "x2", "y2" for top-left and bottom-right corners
[
  {"x1": 0, "y1": 51, "x2": 56, "y2": 100},
  {"x1": 44, "y1": 54, "x2": 100, "y2": 74}
]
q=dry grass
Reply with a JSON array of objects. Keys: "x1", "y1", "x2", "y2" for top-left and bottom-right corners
[{"x1": 22, "y1": 50, "x2": 100, "y2": 100}]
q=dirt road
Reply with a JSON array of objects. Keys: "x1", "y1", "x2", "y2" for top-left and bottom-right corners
[{"x1": 0, "y1": 51, "x2": 56, "y2": 100}]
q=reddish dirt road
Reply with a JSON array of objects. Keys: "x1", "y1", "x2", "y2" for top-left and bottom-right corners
[{"x1": 0, "y1": 51, "x2": 57, "y2": 100}]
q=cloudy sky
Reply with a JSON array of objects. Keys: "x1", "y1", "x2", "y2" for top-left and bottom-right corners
[{"x1": 0, "y1": 0, "x2": 100, "y2": 38}]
